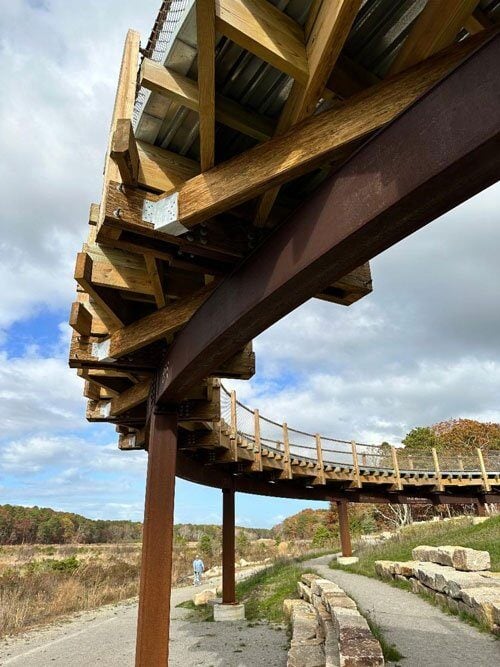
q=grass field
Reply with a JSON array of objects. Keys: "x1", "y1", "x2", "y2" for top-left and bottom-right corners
[{"x1": 330, "y1": 515, "x2": 499, "y2": 579}]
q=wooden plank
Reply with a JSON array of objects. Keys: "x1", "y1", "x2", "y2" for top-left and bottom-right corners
[
  {"x1": 196, "y1": 0, "x2": 216, "y2": 171},
  {"x1": 74, "y1": 253, "x2": 124, "y2": 331},
  {"x1": 144, "y1": 254, "x2": 165, "y2": 308},
  {"x1": 111, "y1": 118, "x2": 139, "y2": 186},
  {"x1": 110, "y1": 378, "x2": 151, "y2": 416},
  {"x1": 391, "y1": 446, "x2": 403, "y2": 491},
  {"x1": 315, "y1": 262, "x2": 372, "y2": 305},
  {"x1": 95, "y1": 282, "x2": 216, "y2": 360},
  {"x1": 144, "y1": 35, "x2": 487, "y2": 230},
  {"x1": 314, "y1": 433, "x2": 326, "y2": 485},
  {"x1": 137, "y1": 141, "x2": 200, "y2": 194},
  {"x1": 254, "y1": 0, "x2": 363, "y2": 225},
  {"x1": 230, "y1": 389, "x2": 238, "y2": 461},
  {"x1": 140, "y1": 59, "x2": 274, "y2": 142},
  {"x1": 215, "y1": 0, "x2": 308, "y2": 84},
  {"x1": 88, "y1": 252, "x2": 155, "y2": 296},
  {"x1": 253, "y1": 409, "x2": 262, "y2": 472},
  {"x1": 99, "y1": 29, "x2": 140, "y2": 230},
  {"x1": 351, "y1": 441, "x2": 362, "y2": 488},
  {"x1": 69, "y1": 301, "x2": 93, "y2": 337},
  {"x1": 281, "y1": 423, "x2": 292, "y2": 480},
  {"x1": 388, "y1": 0, "x2": 480, "y2": 75}
]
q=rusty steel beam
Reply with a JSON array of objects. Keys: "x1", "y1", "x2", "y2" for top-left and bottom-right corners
[
  {"x1": 154, "y1": 33, "x2": 500, "y2": 406},
  {"x1": 222, "y1": 488, "x2": 236, "y2": 605},
  {"x1": 135, "y1": 409, "x2": 177, "y2": 667},
  {"x1": 337, "y1": 500, "x2": 353, "y2": 557}
]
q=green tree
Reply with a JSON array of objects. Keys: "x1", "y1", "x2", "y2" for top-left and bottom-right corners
[
  {"x1": 236, "y1": 531, "x2": 249, "y2": 557},
  {"x1": 198, "y1": 533, "x2": 213, "y2": 559},
  {"x1": 402, "y1": 426, "x2": 439, "y2": 452},
  {"x1": 312, "y1": 525, "x2": 333, "y2": 548}
]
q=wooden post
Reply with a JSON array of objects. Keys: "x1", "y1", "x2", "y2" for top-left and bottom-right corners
[
  {"x1": 253, "y1": 408, "x2": 262, "y2": 472},
  {"x1": 391, "y1": 446, "x2": 402, "y2": 491},
  {"x1": 476, "y1": 448, "x2": 491, "y2": 492},
  {"x1": 408, "y1": 455, "x2": 414, "y2": 470},
  {"x1": 457, "y1": 455, "x2": 464, "y2": 471},
  {"x1": 336, "y1": 500, "x2": 352, "y2": 557},
  {"x1": 315, "y1": 434, "x2": 326, "y2": 485},
  {"x1": 432, "y1": 447, "x2": 444, "y2": 491},
  {"x1": 135, "y1": 408, "x2": 177, "y2": 667},
  {"x1": 230, "y1": 390, "x2": 238, "y2": 461},
  {"x1": 222, "y1": 488, "x2": 236, "y2": 605},
  {"x1": 351, "y1": 441, "x2": 361, "y2": 488},
  {"x1": 282, "y1": 423, "x2": 292, "y2": 479}
]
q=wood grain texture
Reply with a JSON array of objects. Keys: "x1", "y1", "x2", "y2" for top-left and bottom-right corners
[
  {"x1": 388, "y1": 0, "x2": 480, "y2": 75},
  {"x1": 69, "y1": 302, "x2": 93, "y2": 337},
  {"x1": 140, "y1": 58, "x2": 274, "y2": 141},
  {"x1": 170, "y1": 35, "x2": 486, "y2": 228},
  {"x1": 197, "y1": 0, "x2": 216, "y2": 171},
  {"x1": 254, "y1": 0, "x2": 363, "y2": 225},
  {"x1": 74, "y1": 253, "x2": 124, "y2": 331},
  {"x1": 137, "y1": 141, "x2": 200, "y2": 193},
  {"x1": 215, "y1": 0, "x2": 308, "y2": 83},
  {"x1": 111, "y1": 378, "x2": 151, "y2": 416},
  {"x1": 111, "y1": 118, "x2": 139, "y2": 186}
]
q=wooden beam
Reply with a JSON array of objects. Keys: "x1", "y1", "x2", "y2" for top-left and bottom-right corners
[
  {"x1": 74, "y1": 253, "x2": 124, "y2": 332},
  {"x1": 254, "y1": 0, "x2": 363, "y2": 226},
  {"x1": 215, "y1": 0, "x2": 308, "y2": 84},
  {"x1": 76, "y1": 292, "x2": 111, "y2": 337},
  {"x1": 84, "y1": 250, "x2": 155, "y2": 297},
  {"x1": 196, "y1": 0, "x2": 216, "y2": 171},
  {"x1": 139, "y1": 34, "x2": 488, "y2": 230},
  {"x1": 314, "y1": 434, "x2": 326, "y2": 485},
  {"x1": 140, "y1": 59, "x2": 274, "y2": 142},
  {"x1": 144, "y1": 254, "x2": 165, "y2": 308},
  {"x1": 388, "y1": 0, "x2": 480, "y2": 75},
  {"x1": 69, "y1": 301, "x2": 93, "y2": 337},
  {"x1": 111, "y1": 118, "x2": 139, "y2": 186},
  {"x1": 110, "y1": 378, "x2": 151, "y2": 416},
  {"x1": 94, "y1": 282, "x2": 216, "y2": 361},
  {"x1": 315, "y1": 262, "x2": 372, "y2": 305},
  {"x1": 137, "y1": 141, "x2": 200, "y2": 194}
]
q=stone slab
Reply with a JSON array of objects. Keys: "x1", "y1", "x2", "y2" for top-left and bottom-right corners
[
  {"x1": 337, "y1": 557, "x2": 359, "y2": 566},
  {"x1": 213, "y1": 602, "x2": 245, "y2": 621}
]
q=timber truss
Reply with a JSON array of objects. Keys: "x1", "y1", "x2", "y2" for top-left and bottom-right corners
[{"x1": 68, "y1": 2, "x2": 500, "y2": 663}]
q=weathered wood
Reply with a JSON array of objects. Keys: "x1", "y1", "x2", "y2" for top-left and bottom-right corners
[
  {"x1": 111, "y1": 118, "x2": 139, "y2": 186},
  {"x1": 212, "y1": 342, "x2": 255, "y2": 380},
  {"x1": 281, "y1": 423, "x2": 292, "y2": 480},
  {"x1": 140, "y1": 58, "x2": 274, "y2": 142},
  {"x1": 389, "y1": 0, "x2": 480, "y2": 75},
  {"x1": 110, "y1": 379, "x2": 151, "y2": 416},
  {"x1": 253, "y1": 409, "x2": 262, "y2": 472},
  {"x1": 254, "y1": 0, "x2": 363, "y2": 225},
  {"x1": 432, "y1": 447, "x2": 444, "y2": 491},
  {"x1": 392, "y1": 446, "x2": 403, "y2": 491},
  {"x1": 94, "y1": 282, "x2": 216, "y2": 361},
  {"x1": 144, "y1": 254, "x2": 165, "y2": 308},
  {"x1": 196, "y1": 0, "x2": 216, "y2": 171},
  {"x1": 314, "y1": 434, "x2": 326, "y2": 485},
  {"x1": 215, "y1": 0, "x2": 308, "y2": 84},
  {"x1": 74, "y1": 253, "x2": 124, "y2": 331},
  {"x1": 351, "y1": 441, "x2": 361, "y2": 488},
  {"x1": 147, "y1": 34, "x2": 489, "y2": 230},
  {"x1": 477, "y1": 448, "x2": 491, "y2": 491},
  {"x1": 137, "y1": 141, "x2": 200, "y2": 193},
  {"x1": 69, "y1": 301, "x2": 93, "y2": 337},
  {"x1": 315, "y1": 263, "x2": 372, "y2": 305}
]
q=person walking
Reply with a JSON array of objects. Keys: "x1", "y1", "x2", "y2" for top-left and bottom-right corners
[{"x1": 193, "y1": 554, "x2": 205, "y2": 586}]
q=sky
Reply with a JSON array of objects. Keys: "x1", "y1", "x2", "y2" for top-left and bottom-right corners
[{"x1": 0, "y1": 0, "x2": 499, "y2": 529}]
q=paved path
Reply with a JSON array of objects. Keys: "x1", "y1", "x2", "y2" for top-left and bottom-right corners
[
  {"x1": 0, "y1": 568, "x2": 287, "y2": 667},
  {"x1": 303, "y1": 555, "x2": 500, "y2": 667}
]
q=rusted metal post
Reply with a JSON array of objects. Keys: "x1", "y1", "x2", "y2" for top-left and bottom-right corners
[
  {"x1": 476, "y1": 500, "x2": 488, "y2": 517},
  {"x1": 135, "y1": 407, "x2": 178, "y2": 667},
  {"x1": 222, "y1": 487, "x2": 236, "y2": 605},
  {"x1": 336, "y1": 500, "x2": 352, "y2": 557}
]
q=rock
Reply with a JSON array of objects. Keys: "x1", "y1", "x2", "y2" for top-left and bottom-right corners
[
  {"x1": 472, "y1": 517, "x2": 488, "y2": 525},
  {"x1": 412, "y1": 545, "x2": 436, "y2": 562},
  {"x1": 434, "y1": 546, "x2": 456, "y2": 567},
  {"x1": 338, "y1": 627, "x2": 384, "y2": 667},
  {"x1": 374, "y1": 560, "x2": 395, "y2": 580},
  {"x1": 493, "y1": 602, "x2": 500, "y2": 626},
  {"x1": 459, "y1": 587, "x2": 500, "y2": 628},
  {"x1": 284, "y1": 599, "x2": 312, "y2": 620},
  {"x1": 302, "y1": 573, "x2": 321, "y2": 587},
  {"x1": 395, "y1": 574, "x2": 407, "y2": 583},
  {"x1": 287, "y1": 643, "x2": 326, "y2": 667},
  {"x1": 393, "y1": 560, "x2": 418, "y2": 577},
  {"x1": 411, "y1": 578, "x2": 434, "y2": 598},
  {"x1": 213, "y1": 602, "x2": 245, "y2": 621},
  {"x1": 291, "y1": 602, "x2": 319, "y2": 644},
  {"x1": 336, "y1": 557, "x2": 359, "y2": 566},
  {"x1": 415, "y1": 563, "x2": 449, "y2": 591},
  {"x1": 311, "y1": 579, "x2": 342, "y2": 597},
  {"x1": 331, "y1": 607, "x2": 370, "y2": 637},
  {"x1": 298, "y1": 581, "x2": 313, "y2": 603},
  {"x1": 322, "y1": 592, "x2": 357, "y2": 613},
  {"x1": 438, "y1": 570, "x2": 499, "y2": 599},
  {"x1": 193, "y1": 588, "x2": 217, "y2": 606},
  {"x1": 451, "y1": 547, "x2": 490, "y2": 572}
]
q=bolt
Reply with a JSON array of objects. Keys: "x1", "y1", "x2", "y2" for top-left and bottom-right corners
[{"x1": 113, "y1": 208, "x2": 123, "y2": 219}]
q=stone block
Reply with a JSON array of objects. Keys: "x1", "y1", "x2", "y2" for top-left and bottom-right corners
[
  {"x1": 331, "y1": 607, "x2": 369, "y2": 638},
  {"x1": 438, "y1": 570, "x2": 498, "y2": 599},
  {"x1": 411, "y1": 578, "x2": 435, "y2": 598},
  {"x1": 337, "y1": 557, "x2": 359, "y2": 566},
  {"x1": 493, "y1": 601, "x2": 500, "y2": 626},
  {"x1": 194, "y1": 588, "x2": 217, "y2": 606},
  {"x1": 213, "y1": 602, "x2": 245, "y2": 621},
  {"x1": 412, "y1": 545, "x2": 437, "y2": 562},
  {"x1": 393, "y1": 560, "x2": 418, "y2": 577},
  {"x1": 298, "y1": 580, "x2": 313, "y2": 603},
  {"x1": 312, "y1": 579, "x2": 343, "y2": 597},
  {"x1": 472, "y1": 517, "x2": 488, "y2": 525},
  {"x1": 459, "y1": 587, "x2": 500, "y2": 628},
  {"x1": 338, "y1": 627, "x2": 384, "y2": 667},
  {"x1": 302, "y1": 573, "x2": 321, "y2": 587},
  {"x1": 374, "y1": 560, "x2": 395, "y2": 580},
  {"x1": 322, "y1": 592, "x2": 357, "y2": 613},
  {"x1": 415, "y1": 563, "x2": 449, "y2": 591},
  {"x1": 284, "y1": 598, "x2": 311, "y2": 620},
  {"x1": 451, "y1": 547, "x2": 490, "y2": 572},
  {"x1": 287, "y1": 644, "x2": 326, "y2": 667},
  {"x1": 292, "y1": 602, "x2": 319, "y2": 644}
]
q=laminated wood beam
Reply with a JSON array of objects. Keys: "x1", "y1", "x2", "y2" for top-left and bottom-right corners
[
  {"x1": 254, "y1": 0, "x2": 363, "y2": 226},
  {"x1": 315, "y1": 262, "x2": 372, "y2": 306},
  {"x1": 111, "y1": 118, "x2": 139, "y2": 186},
  {"x1": 144, "y1": 254, "x2": 165, "y2": 308},
  {"x1": 211, "y1": 342, "x2": 255, "y2": 380},
  {"x1": 137, "y1": 141, "x2": 200, "y2": 194},
  {"x1": 110, "y1": 378, "x2": 151, "y2": 416},
  {"x1": 138, "y1": 33, "x2": 489, "y2": 231},
  {"x1": 196, "y1": 0, "x2": 216, "y2": 171},
  {"x1": 215, "y1": 0, "x2": 308, "y2": 84},
  {"x1": 69, "y1": 301, "x2": 93, "y2": 337},
  {"x1": 140, "y1": 59, "x2": 274, "y2": 142},
  {"x1": 388, "y1": 0, "x2": 480, "y2": 75},
  {"x1": 85, "y1": 251, "x2": 155, "y2": 296},
  {"x1": 76, "y1": 292, "x2": 110, "y2": 336},
  {"x1": 94, "y1": 282, "x2": 216, "y2": 361},
  {"x1": 74, "y1": 253, "x2": 124, "y2": 331}
]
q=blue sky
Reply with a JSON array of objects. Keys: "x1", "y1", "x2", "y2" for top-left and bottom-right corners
[{"x1": 0, "y1": 1, "x2": 499, "y2": 528}]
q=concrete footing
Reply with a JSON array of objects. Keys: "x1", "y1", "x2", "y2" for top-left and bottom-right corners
[
  {"x1": 337, "y1": 556, "x2": 359, "y2": 565},
  {"x1": 213, "y1": 602, "x2": 246, "y2": 621}
]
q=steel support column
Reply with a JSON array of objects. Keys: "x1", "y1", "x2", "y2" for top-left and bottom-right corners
[
  {"x1": 135, "y1": 408, "x2": 177, "y2": 666},
  {"x1": 222, "y1": 487, "x2": 236, "y2": 605},
  {"x1": 337, "y1": 500, "x2": 352, "y2": 557},
  {"x1": 476, "y1": 500, "x2": 488, "y2": 517}
]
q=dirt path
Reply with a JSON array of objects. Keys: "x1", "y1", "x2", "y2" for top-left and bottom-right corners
[
  {"x1": 303, "y1": 555, "x2": 500, "y2": 667},
  {"x1": 0, "y1": 567, "x2": 287, "y2": 666}
]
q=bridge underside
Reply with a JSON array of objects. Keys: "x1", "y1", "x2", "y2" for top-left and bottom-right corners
[{"x1": 68, "y1": 2, "x2": 500, "y2": 664}]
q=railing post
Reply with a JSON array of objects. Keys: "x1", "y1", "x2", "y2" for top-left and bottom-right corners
[
  {"x1": 230, "y1": 390, "x2": 238, "y2": 462},
  {"x1": 351, "y1": 441, "x2": 362, "y2": 488},
  {"x1": 432, "y1": 447, "x2": 444, "y2": 491},
  {"x1": 391, "y1": 446, "x2": 402, "y2": 491},
  {"x1": 315, "y1": 434, "x2": 326, "y2": 485},
  {"x1": 361, "y1": 453, "x2": 367, "y2": 466},
  {"x1": 408, "y1": 455, "x2": 414, "y2": 470},
  {"x1": 282, "y1": 423, "x2": 292, "y2": 479},
  {"x1": 253, "y1": 408, "x2": 262, "y2": 472},
  {"x1": 476, "y1": 448, "x2": 491, "y2": 492},
  {"x1": 457, "y1": 455, "x2": 464, "y2": 471}
]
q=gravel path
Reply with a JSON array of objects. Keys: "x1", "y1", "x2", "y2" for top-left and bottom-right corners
[
  {"x1": 0, "y1": 568, "x2": 287, "y2": 667},
  {"x1": 303, "y1": 555, "x2": 500, "y2": 667}
]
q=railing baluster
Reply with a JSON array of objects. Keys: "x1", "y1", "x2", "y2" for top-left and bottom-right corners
[
  {"x1": 230, "y1": 390, "x2": 238, "y2": 461},
  {"x1": 254, "y1": 408, "x2": 262, "y2": 472},
  {"x1": 282, "y1": 423, "x2": 292, "y2": 479}
]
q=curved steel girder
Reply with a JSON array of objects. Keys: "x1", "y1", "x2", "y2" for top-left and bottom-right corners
[{"x1": 155, "y1": 34, "x2": 500, "y2": 406}]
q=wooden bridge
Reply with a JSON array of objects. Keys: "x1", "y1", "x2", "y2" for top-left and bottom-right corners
[{"x1": 68, "y1": 1, "x2": 500, "y2": 663}]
